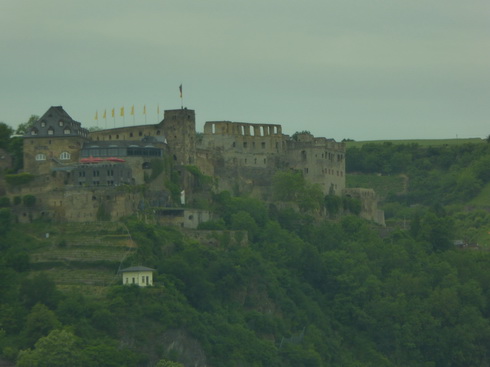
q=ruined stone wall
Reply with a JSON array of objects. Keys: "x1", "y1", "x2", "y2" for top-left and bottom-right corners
[
  {"x1": 199, "y1": 122, "x2": 345, "y2": 196},
  {"x1": 343, "y1": 188, "x2": 385, "y2": 226},
  {"x1": 285, "y1": 135, "x2": 346, "y2": 195}
]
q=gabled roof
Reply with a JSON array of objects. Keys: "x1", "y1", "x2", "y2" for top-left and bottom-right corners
[
  {"x1": 119, "y1": 266, "x2": 156, "y2": 273},
  {"x1": 25, "y1": 106, "x2": 89, "y2": 138}
]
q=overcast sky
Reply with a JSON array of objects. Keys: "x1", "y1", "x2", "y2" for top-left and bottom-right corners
[{"x1": 1, "y1": 0, "x2": 489, "y2": 141}]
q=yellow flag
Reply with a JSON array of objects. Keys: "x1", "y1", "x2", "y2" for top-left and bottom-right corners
[
  {"x1": 120, "y1": 107, "x2": 124, "y2": 117},
  {"x1": 94, "y1": 111, "x2": 98, "y2": 121},
  {"x1": 103, "y1": 109, "x2": 106, "y2": 119},
  {"x1": 143, "y1": 105, "x2": 146, "y2": 115},
  {"x1": 131, "y1": 105, "x2": 134, "y2": 115},
  {"x1": 111, "y1": 108, "x2": 115, "y2": 118}
]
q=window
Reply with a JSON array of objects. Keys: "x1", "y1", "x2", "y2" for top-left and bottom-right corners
[
  {"x1": 58, "y1": 120, "x2": 63, "y2": 127},
  {"x1": 35, "y1": 153, "x2": 46, "y2": 161},
  {"x1": 243, "y1": 142, "x2": 247, "y2": 148},
  {"x1": 261, "y1": 142, "x2": 266, "y2": 148},
  {"x1": 48, "y1": 128, "x2": 54, "y2": 135},
  {"x1": 31, "y1": 129, "x2": 38, "y2": 135},
  {"x1": 41, "y1": 121, "x2": 46, "y2": 127},
  {"x1": 64, "y1": 128, "x2": 71, "y2": 134},
  {"x1": 59, "y1": 152, "x2": 71, "y2": 160}
]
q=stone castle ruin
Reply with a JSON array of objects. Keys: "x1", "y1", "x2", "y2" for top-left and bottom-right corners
[{"x1": 10, "y1": 105, "x2": 383, "y2": 225}]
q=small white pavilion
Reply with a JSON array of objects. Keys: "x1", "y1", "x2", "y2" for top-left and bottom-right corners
[{"x1": 119, "y1": 266, "x2": 156, "y2": 287}]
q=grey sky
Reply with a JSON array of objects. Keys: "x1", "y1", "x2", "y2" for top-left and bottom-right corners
[{"x1": 1, "y1": 0, "x2": 489, "y2": 141}]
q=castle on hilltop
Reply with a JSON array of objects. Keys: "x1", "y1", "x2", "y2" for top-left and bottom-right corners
[{"x1": 9, "y1": 105, "x2": 384, "y2": 225}]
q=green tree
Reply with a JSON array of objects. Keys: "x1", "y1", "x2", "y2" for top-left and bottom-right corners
[
  {"x1": 230, "y1": 211, "x2": 259, "y2": 240},
  {"x1": 0, "y1": 208, "x2": 12, "y2": 235},
  {"x1": 17, "y1": 329, "x2": 84, "y2": 367},
  {"x1": 156, "y1": 360, "x2": 184, "y2": 367},
  {"x1": 23, "y1": 195, "x2": 37, "y2": 207},
  {"x1": 0, "y1": 122, "x2": 13, "y2": 150},
  {"x1": 24, "y1": 303, "x2": 61, "y2": 345},
  {"x1": 16, "y1": 115, "x2": 39, "y2": 135},
  {"x1": 20, "y1": 273, "x2": 61, "y2": 309},
  {"x1": 324, "y1": 193, "x2": 342, "y2": 217}
]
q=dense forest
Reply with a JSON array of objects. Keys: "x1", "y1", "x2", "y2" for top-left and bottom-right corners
[{"x1": 1, "y1": 135, "x2": 490, "y2": 366}]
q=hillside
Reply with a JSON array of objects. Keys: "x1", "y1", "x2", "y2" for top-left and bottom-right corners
[{"x1": 1, "y1": 138, "x2": 490, "y2": 366}]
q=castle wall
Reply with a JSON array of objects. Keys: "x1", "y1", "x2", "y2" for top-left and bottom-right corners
[
  {"x1": 343, "y1": 188, "x2": 385, "y2": 226},
  {"x1": 200, "y1": 122, "x2": 345, "y2": 196},
  {"x1": 89, "y1": 124, "x2": 165, "y2": 142},
  {"x1": 23, "y1": 136, "x2": 87, "y2": 175},
  {"x1": 285, "y1": 135, "x2": 345, "y2": 195},
  {"x1": 16, "y1": 105, "x2": 354, "y2": 224}
]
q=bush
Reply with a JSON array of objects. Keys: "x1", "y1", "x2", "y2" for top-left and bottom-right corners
[
  {"x1": 5, "y1": 173, "x2": 35, "y2": 186},
  {"x1": 23, "y1": 195, "x2": 36, "y2": 207},
  {"x1": 0, "y1": 196, "x2": 11, "y2": 207}
]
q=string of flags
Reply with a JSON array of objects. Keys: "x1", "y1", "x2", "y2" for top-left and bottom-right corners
[
  {"x1": 94, "y1": 105, "x2": 159, "y2": 122},
  {"x1": 94, "y1": 85, "x2": 184, "y2": 127}
]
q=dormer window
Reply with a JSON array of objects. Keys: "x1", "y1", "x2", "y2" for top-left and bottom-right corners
[
  {"x1": 64, "y1": 128, "x2": 71, "y2": 134},
  {"x1": 30, "y1": 129, "x2": 38, "y2": 135},
  {"x1": 41, "y1": 121, "x2": 46, "y2": 127},
  {"x1": 48, "y1": 128, "x2": 54, "y2": 135},
  {"x1": 58, "y1": 120, "x2": 64, "y2": 127}
]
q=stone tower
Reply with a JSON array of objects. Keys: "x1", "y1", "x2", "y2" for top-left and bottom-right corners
[{"x1": 160, "y1": 108, "x2": 196, "y2": 165}]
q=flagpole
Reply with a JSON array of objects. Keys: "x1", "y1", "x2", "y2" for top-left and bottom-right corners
[{"x1": 179, "y1": 84, "x2": 183, "y2": 108}]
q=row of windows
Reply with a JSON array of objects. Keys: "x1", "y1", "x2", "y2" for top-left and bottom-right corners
[
  {"x1": 303, "y1": 167, "x2": 344, "y2": 176},
  {"x1": 124, "y1": 276, "x2": 150, "y2": 285},
  {"x1": 78, "y1": 170, "x2": 123, "y2": 178},
  {"x1": 81, "y1": 147, "x2": 162, "y2": 158},
  {"x1": 35, "y1": 152, "x2": 71, "y2": 161},
  {"x1": 210, "y1": 123, "x2": 280, "y2": 136},
  {"x1": 96, "y1": 130, "x2": 161, "y2": 141},
  {"x1": 40, "y1": 120, "x2": 66, "y2": 127},
  {"x1": 232, "y1": 141, "x2": 282, "y2": 150},
  {"x1": 231, "y1": 157, "x2": 267, "y2": 164},
  {"x1": 31, "y1": 128, "x2": 74, "y2": 135},
  {"x1": 79, "y1": 180, "x2": 117, "y2": 186}
]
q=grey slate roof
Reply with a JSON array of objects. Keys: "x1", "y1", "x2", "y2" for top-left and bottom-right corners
[
  {"x1": 119, "y1": 266, "x2": 156, "y2": 273},
  {"x1": 25, "y1": 106, "x2": 89, "y2": 138}
]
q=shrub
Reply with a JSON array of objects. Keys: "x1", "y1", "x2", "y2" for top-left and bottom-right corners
[
  {"x1": 23, "y1": 195, "x2": 36, "y2": 207},
  {"x1": 0, "y1": 196, "x2": 10, "y2": 207},
  {"x1": 5, "y1": 173, "x2": 35, "y2": 186}
]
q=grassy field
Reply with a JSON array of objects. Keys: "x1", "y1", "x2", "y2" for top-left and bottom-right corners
[
  {"x1": 345, "y1": 138, "x2": 484, "y2": 148},
  {"x1": 20, "y1": 221, "x2": 136, "y2": 293}
]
